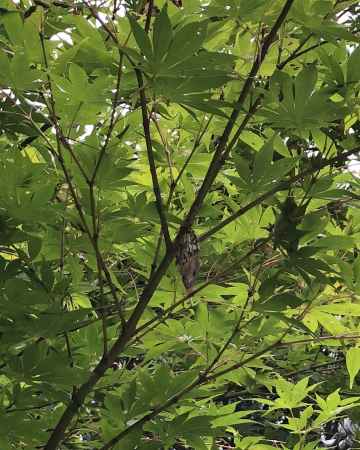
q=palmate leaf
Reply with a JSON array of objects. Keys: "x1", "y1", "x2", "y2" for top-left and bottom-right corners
[
  {"x1": 164, "y1": 20, "x2": 208, "y2": 67},
  {"x1": 262, "y1": 68, "x2": 349, "y2": 129},
  {"x1": 153, "y1": 50, "x2": 236, "y2": 112}
]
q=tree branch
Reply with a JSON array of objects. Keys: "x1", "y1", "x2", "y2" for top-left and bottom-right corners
[
  {"x1": 199, "y1": 145, "x2": 360, "y2": 242},
  {"x1": 135, "y1": 68, "x2": 172, "y2": 250}
]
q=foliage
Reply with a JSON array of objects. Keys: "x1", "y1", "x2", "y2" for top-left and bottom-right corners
[{"x1": 0, "y1": 0, "x2": 360, "y2": 449}]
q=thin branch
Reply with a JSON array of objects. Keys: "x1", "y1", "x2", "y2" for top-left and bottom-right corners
[
  {"x1": 144, "y1": 0, "x2": 154, "y2": 33},
  {"x1": 135, "y1": 67, "x2": 172, "y2": 250},
  {"x1": 40, "y1": 25, "x2": 126, "y2": 330},
  {"x1": 88, "y1": 0, "x2": 172, "y2": 251},
  {"x1": 84, "y1": 1, "x2": 118, "y2": 43},
  {"x1": 278, "y1": 40, "x2": 328, "y2": 69},
  {"x1": 59, "y1": 192, "x2": 75, "y2": 368},
  {"x1": 173, "y1": 115, "x2": 213, "y2": 195},
  {"x1": 286, "y1": 360, "x2": 343, "y2": 378},
  {"x1": 89, "y1": 182, "x2": 109, "y2": 356},
  {"x1": 280, "y1": 333, "x2": 360, "y2": 347},
  {"x1": 6, "y1": 401, "x2": 61, "y2": 413},
  {"x1": 18, "y1": 122, "x2": 52, "y2": 150},
  {"x1": 199, "y1": 145, "x2": 360, "y2": 242}
]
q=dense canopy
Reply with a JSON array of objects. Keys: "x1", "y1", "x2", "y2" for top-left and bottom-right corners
[{"x1": 0, "y1": 0, "x2": 360, "y2": 449}]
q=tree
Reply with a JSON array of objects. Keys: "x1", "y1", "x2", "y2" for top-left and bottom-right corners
[{"x1": 0, "y1": 0, "x2": 360, "y2": 448}]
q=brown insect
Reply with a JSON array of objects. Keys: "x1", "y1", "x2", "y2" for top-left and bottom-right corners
[{"x1": 176, "y1": 228, "x2": 200, "y2": 292}]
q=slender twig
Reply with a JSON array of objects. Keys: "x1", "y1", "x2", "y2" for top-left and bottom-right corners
[
  {"x1": 112, "y1": 0, "x2": 118, "y2": 20},
  {"x1": 86, "y1": 46, "x2": 127, "y2": 344},
  {"x1": 135, "y1": 68, "x2": 172, "y2": 250},
  {"x1": 278, "y1": 40, "x2": 328, "y2": 69},
  {"x1": 172, "y1": 115, "x2": 213, "y2": 196},
  {"x1": 277, "y1": 34, "x2": 313, "y2": 69},
  {"x1": 59, "y1": 191, "x2": 75, "y2": 367},
  {"x1": 6, "y1": 401, "x2": 61, "y2": 413},
  {"x1": 199, "y1": 145, "x2": 360, "y2": 242},
  {"x1": 144, "y1": 0, "x2": 154, "y2": 33},
  {"x1": 279, "y1": 333, "x2": 360, "y2": 347},
  {"x1": 18, "y1": 122, "x2": 52, "y2": 150},
  {"x1": 64, "y1": 334, "x2": 74, "y2": 368},
  {"x1": 84, "y1": 1, "x2": 118, "y2": 43},
  {"x1": 286, "y1": 360, "x2": 343, "y2": 378},
  {"x1": 89, "y1": 0, "x2": 171, "y2": 252},
  {"x1": 89, "y1": 182, "x2": 109, "y2": 356}
]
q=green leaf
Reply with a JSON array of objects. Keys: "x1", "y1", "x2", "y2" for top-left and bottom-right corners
[
  {"x1": 0, "y1": 50, "x2": 11, "y2": 85},
  {"x1": 253, "y1": 136, "x2": 275, "y2": 182},
  {"x1": 255, "y1": 293, "x2": 304, "y2": 312},
  {"x1": 179, "y1": 98, "x2": 229, "y2": 118},
  {"x1": 153, "y1": 5, "x2": 173, "y2": 63},
  {"x1": 211, "y1": 410, "x2": 255, "y2": 427},
  {"x1": 313, "y1": 235, "x2": 355, "y2": 249},
  {"x1": 72, "y1": 293, "x2": 92, "y2": 308},
  {"x1": 69, "y1": 63, "x2": 88, "y2": 89},
  {"x1": 2, "y1": 11, "x2": 23, "y2": 46},
  {"x1": 196, "y1": 302, "x2": 209, "y2": 334},
  {"x1": 28, "y1": 236, "x2": 42, "y2": 260},
  {"x1": 240, "y1": 130, "x2": 264, "y2": 150},
  {"x1": 260, "y1": 157, "x2": 298, "y2": 185},
  {"x1": 128, "y1": 15, "x2": 153, "y2": 61},
  {"x1": 295, "y1": 65, "x2": 317, "y2": 118},
  {"x1": 346, "y1": 347, "x2": 360, "y2": 389},
  {"x1": 318, "y1": 48, "x2": 344, "y2": 85},
  {"x1": 165, "y1": 20, "x2": 208, "y2": 67},
  {"x1": 314, "y1": 303, "x2": 360, "y2": 316},
  {"x1": 347, "y1": 45, "x2": 360, "y2": 84}
]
